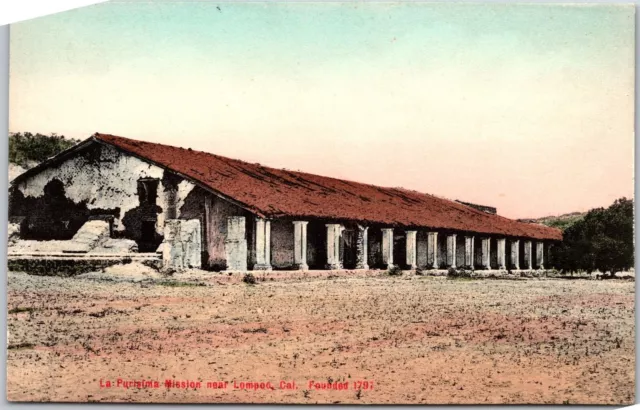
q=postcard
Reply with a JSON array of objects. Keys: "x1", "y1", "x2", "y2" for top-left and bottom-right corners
[{"x1": 6, "y1": 2, "x2": 635, "y2": 404}]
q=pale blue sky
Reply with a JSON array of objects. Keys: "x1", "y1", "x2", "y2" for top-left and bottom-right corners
[{"x1": 9, "y1": 2, "x2": 635, "y2": 218}]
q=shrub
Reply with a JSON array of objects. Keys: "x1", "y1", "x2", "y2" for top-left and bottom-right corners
[
  {"x1": 447, "y1": 267, "x2": 472, "y2": 278},
  {"x1": 414, "y1": 267, "x2": 424, "y2": 276},
  {"x1": 387, "y1": 265, "x2": 403, "y2": 276},
  {"x1": 243, "y1": 273, "x2": 257, "y2": 285},
  {"x1": 242, "y1": 327, "x2": 267, "y2": 334}
]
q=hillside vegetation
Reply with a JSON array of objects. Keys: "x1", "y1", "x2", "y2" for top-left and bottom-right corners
[
  {"x1": 537, "y1": 212, "x2": 586, "y2": 231},
  {"x1": 9, "y1": 132, "x2": 80, "y2": 168},
  {"x1": 524, "y1": 212, "x2": 586, "y2": 231}
]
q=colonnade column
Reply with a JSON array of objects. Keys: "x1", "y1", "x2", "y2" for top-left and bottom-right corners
[
  {"x1": 497, "y1": 238, "x2": 506, "y2": 270},
  {"x1": 524, "y1": 240, "x2": 533, "y2": 270},
  {"x1": 406, "y1": 230, "x2": 417, "y2": 269},
  {"x1": 293, "y1": 221, "x2": 308, "y2": 270},
  {"x1": 381, "y1": 228, "x2": 394, "y2": 269},
  {"x1": 464, "y1": 236, "x2": 474, "y2": 268},
  {"x1": 536, "y1": 241, "x2": 545, "y2": 269},
  {"x1": 481, "y1": 238, "x2": 491, "y2": 269},
  {"x1": 511, "y1": 239, "x2": 520, "y2": 270},
  {"x1": 427, "y1": 232, "x2": 438, "y2": 269},
  {"x1": 325, "y1": 224, "x2": 343, "y2": 270},
  {"x1": 355, "y1": 225, "x2": 369, "y2": 270},
  {"x1": 254, "y1": 217, "x2": 272, "y2": 270},
  {"x1": 446, "y1": 234, "x2": 457, "y2": 268}
]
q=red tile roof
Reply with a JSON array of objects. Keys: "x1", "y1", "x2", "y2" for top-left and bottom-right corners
[{"x1": 94, "y1": 133, "x2": 561, "y2": 241}]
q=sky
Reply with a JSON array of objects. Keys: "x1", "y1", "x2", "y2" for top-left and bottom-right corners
[{"x1": 9, "y1": 1, "x2": 635, "y2": 219}]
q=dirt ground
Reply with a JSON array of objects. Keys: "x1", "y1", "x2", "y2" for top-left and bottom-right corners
[{"x1": 6, "y1": 270, "x2": 635, "y2": 404}]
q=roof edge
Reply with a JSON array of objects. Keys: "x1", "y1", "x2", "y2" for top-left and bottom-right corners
[
  {"x1": 93, "y1": 134, "x2": 562, "y2": 240},
  {"x1": 10, "y1": 137, "x2": 97, "y2": 186},
  {"x1": 92, "y1": 134, "x2": 266, "y2": 218},
  {"x1": 10, "y1": 132, "x2": 563, "y2": 241}
]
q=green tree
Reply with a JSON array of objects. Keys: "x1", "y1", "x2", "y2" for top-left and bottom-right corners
[
  {"x1": 552, "y1": 198, "x2": 633, "y2": 276},
  {"x1": 9, "y1": 132, "x2": 80, "y2": 167}
]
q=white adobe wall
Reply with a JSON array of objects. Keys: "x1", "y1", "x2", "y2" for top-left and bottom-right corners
[{"x1": 14, "y1": 143, "x2": 196, "y2": 236}]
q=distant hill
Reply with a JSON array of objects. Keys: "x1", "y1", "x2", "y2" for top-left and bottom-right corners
[
  {"x1": 8, "y1": 132, "x2": 80, "y2": 181},
  {"x1": 518, "y1": 212, "x2": 586, "y2": 232}
]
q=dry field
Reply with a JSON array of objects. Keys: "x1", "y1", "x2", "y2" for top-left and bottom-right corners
[{"x1": 6, "y1": 270, "x2": 635, "y2": 404}]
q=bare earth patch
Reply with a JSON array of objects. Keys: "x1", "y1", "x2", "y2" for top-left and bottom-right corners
[{"x1": 6, "y1": 272, "x2": 634, "y2": 404}]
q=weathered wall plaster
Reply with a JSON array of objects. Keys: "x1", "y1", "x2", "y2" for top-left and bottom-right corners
[
  {"x1": 10, "y1": 142, "x2": 196, "y2": 245},
  {"x1": 225, "y1": 216, "x2": 248, "y2": 271},
  {"x1": 162, "y1": 219, "x2": 202, "y2": 271},
  {"x1": 271, "y1": 219, "x2": 295, "y2": 269},
  {"x1": 204, "y1": 194, "x2": 248, "y2": 270}
]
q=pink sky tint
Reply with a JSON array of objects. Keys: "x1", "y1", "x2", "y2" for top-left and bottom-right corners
[{"x1": 9, "y1": 3, "x2": 635, "y2": 219}]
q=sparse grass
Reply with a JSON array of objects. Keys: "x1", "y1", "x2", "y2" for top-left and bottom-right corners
[
  {"x1": 8, "y1": 259, "x2": 121, "y2": 277},
  {"x1": 88, "y1": 308, "x2": 115, "y2": 318},
  {"x1": 242, "y1": 327, "x2": 268, "y2": 334},
  {"x1": 156, "y1": 281, "x2": 205, "y2": 288},
  {"x1": 88, "y1": 307, "x2": 128, "y2": 318},
  {"x1": 8, "y1": 342, "x2": 35, "y2": 350},
  {"x1": 243, "y1": 273, "x2": 257, "y2": 285},
  {"x1": 447, "y1": 276, "x2": 478, "y2": 281},
  {"x1": 56, "y1": 308, "x2": 84, "y2": 316},
  {"x1": 8, "y1": 306, "x2": 38, "y2": 314}
]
